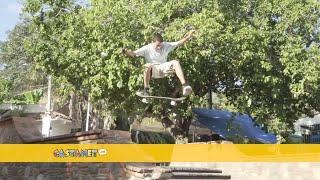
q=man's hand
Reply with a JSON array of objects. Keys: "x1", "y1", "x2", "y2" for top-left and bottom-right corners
[
  {"x1": 121, "y1": 48, "x2": 127, "y2": 54},
  {"x1": 121, "y1": 47, "x2": 136, "y2": 57},
  {"x1": 177, "y1": 29, "x2": 197, "y2": 46},
  {"x1": 187, "y1": 30, "x2": 196, "y2": 39}
]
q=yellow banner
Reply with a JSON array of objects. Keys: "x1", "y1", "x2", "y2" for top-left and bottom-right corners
[{"x1": 1, "y1": 144, "x2": 320, "y2": 162}]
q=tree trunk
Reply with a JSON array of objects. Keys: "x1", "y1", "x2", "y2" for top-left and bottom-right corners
[{"x1": 69, "y1": 91, "x2": 78, "y2": 129}]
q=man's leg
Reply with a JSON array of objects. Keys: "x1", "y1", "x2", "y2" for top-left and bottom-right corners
[
  {"x1": 171, "y1": 60, "x2": 186, "y2": 84},
  {"x1": 137, "y1": 63, "x2": 152, "y2": 96},
  {"x1": 143, "y1": 64, "x2": 152, "y2": 94},
  {"x1": 170, "y1": 60, "x2": 192, "y2": 96}
]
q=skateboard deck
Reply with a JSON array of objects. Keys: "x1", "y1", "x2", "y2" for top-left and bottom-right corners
[{"x1": 136, "y1": 91, "x2": 186, "y2": 105}]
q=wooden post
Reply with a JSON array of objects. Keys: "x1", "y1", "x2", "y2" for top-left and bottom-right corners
[{"x1": 208, "y1": 88, "x2": 212, "y2": 109}]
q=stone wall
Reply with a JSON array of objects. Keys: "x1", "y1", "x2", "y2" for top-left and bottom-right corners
[{"x1": 2, "y1": 162, "x2": 319, "y2": 180}]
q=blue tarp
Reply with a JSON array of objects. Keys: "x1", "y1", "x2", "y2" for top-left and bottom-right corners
[{"x1": 192, "y1": 108, "x2": 277, "y2": 144}]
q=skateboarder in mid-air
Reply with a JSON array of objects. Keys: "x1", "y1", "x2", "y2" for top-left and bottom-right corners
[{"x1": 122, "y1": 30, "x2": 196, "y2": 97}]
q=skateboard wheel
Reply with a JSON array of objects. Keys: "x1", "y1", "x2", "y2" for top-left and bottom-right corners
[
  {"x1": 170, "y1": 101, "x2": 177, "y2": 106},
  {"x1": 142, "y1": 98, "x2": 148, "y2": 103}
]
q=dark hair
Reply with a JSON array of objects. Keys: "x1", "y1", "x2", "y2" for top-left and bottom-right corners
[{"x1": 153, "y1": 33, "x2": 163, "y2": 42}]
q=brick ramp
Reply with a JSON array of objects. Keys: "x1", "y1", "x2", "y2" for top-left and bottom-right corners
[
  {"x1": 0, "y1": 116, "x2": 132, "y2": 144},
  {"x1": 12, "y1": 117, "x2": 42, "y2": 142},
  {"x1": 125, "y1": 165, "x2": 231, "y2": 179},
  {"x1": 0, "y1": 117, "x2": 42, "y2": 143}
]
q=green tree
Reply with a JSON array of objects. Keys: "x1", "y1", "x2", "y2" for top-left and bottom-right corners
[
  {"x1": 23, "y1": 0, "x2": 320, "y2": 142},
  {"x1": 0, "y1": 79, "x2": 12, "y2": 103},
  {"x1": 0, "y1": 22, "x2": 47, "y2": 101}
]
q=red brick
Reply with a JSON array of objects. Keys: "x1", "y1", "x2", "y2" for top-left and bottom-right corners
[{"x1": 98, "y1": 168, "x2": 111, "y2": 174}]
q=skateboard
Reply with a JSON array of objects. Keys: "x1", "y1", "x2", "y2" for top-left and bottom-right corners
[{"x1": 136, "y1": 91, "x2": 186, "y2": 106}]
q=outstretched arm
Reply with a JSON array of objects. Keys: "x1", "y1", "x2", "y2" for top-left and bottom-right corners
[
  {"x1": 177, "y1": 30, "x2": 196, "y2": 46},
  {"x1": 122, "y1": 45, "x2": 147, "y2": 58},
  {"x1": 121, "y1": 48, "x2": 137, "y2": 57}
]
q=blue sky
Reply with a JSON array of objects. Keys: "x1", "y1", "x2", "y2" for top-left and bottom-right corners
[{"x1": 0, "y1": 0, "x2": 22, "y2": 41}]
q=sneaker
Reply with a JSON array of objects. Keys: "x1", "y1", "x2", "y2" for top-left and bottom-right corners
[{"x1": 182, "y1": 84, "x2": 192, "y2": 96}]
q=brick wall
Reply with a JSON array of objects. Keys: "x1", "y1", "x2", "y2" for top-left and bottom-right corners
[
  {"x1": 0, "y1": 118, "x2": 135, "y2": 180},
  {"x1": 0, "y1": 162, "x2": 127, "y2": 180}
]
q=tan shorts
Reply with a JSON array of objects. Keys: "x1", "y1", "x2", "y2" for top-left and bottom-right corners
[{"x1": 145, "y1": 61, "x2": 176, "y2": 78}]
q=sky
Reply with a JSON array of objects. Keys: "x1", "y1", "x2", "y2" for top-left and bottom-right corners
[{"x1": 0, "y1": 0, "x2": 23, "y2": 41}]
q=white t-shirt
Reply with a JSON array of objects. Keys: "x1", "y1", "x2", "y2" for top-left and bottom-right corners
[{"x1": 134, "y1": 41, "x2": 180, "y2": 64}]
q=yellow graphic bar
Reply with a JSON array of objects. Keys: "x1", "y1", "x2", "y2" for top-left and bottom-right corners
[{"x1": 1, "y1": 144, "x2": 320, "y2": 162}]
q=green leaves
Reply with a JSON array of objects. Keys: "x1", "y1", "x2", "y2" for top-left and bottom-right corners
[
  {"x1": 18, "y1": 0, "x2": 320, "y2": 141},
  {"x1": 0, "y1": 79, "x2": 12, "y2": 103}
]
